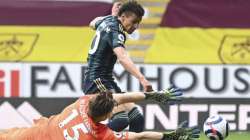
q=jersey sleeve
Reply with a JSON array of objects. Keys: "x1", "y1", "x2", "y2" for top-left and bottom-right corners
[
  {"x1": 95, "y1": 20, "x2": 103, "y2": 29},
  {"x1": 108, "y1": 30, "x2": 126, "y2": 49}
]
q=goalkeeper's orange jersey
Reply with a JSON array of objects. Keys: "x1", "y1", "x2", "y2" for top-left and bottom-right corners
[{"x1": 0, "y1": 96, "x2": 128, "y2": 140}]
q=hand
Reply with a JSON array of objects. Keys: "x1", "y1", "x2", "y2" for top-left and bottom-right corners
[
  {"x1": 145, "y1": 85, "x2": 153, "y2": 92},
  {"x1": 139, "y1": 78, "x2": 153, "y2": 92},
  {"x1": 175, "y1": 121, "x2": 200, "y2": 140},
  {"x1": 144, "y1": 85, "x2": 183, "y2": 105},
  {"x1": 162, "y1": 121, "x2": 200, "y2": 140}
]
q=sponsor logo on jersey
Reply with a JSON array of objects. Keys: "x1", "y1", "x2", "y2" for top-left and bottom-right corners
[{"x1": 118, "y1": 34, "x2": 125, "y2": 44}]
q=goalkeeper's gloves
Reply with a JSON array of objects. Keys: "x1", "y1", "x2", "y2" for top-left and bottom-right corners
[
  {"x1": 144, "y1": 85, "x2": 183, "y2": 105},
  {"x1": 162, "y1": 121, "x2": 200, "y2": 140}
]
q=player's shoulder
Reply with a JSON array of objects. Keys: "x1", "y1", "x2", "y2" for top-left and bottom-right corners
[
  {"x1": 103, "y1": 15, "x2": 113, "y2": 20},
  {"x1": 104, "y1": 16, "x2": 125, "y2": 33}
]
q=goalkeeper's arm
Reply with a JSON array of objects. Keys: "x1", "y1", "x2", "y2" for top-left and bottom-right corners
[
  {"x1": 124, "y1": 125, "x2": 200, "y2": 140},
  {"x1": 112, "y1": 89, "x2": 200, "y2": 140},
  {"x1": 112, "y1": 91, "x2": 146, "y2": 105},
  {"x1": 87, "y1": 87, "x2": 181, "y2": 106},
  {"x1": 113, "y1": 86, "x2": 182, "y2": 105}
]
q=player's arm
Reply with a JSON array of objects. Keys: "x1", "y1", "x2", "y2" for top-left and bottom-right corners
[
  {"x1": 113, "y1": 47, "x2": 153, "y2": 91},
  {"x1": 89, "y1": 16, "x2": 107, "y2": 30},
  {"x1": 89, "y1": 16, "x2": 104, "y2": 29},
  {"x1": 112, "y1": 125, "x2": 200, "y2": 140},
  {"x1": 113, "y1": 91, "x2": 145, "y2": 104},
  {"x1": 127, "y1": 131, "x2": 163, "y2": 140},
  {"x1": 127, "y1": 125, "x2": 200, "y2": 140},
  {"x1": 113, "y1": 85, "x2": 183, "y2": 105},
  {"x1": 113, "y1": 47, "x2": 144, "y2": 80},
  {"x1": 124, "y1": 121, "x2": 200, "y2": 140}
]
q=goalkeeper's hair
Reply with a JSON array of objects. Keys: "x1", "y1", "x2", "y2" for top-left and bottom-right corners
[
  {"x1": 88, "y1": 91, "x2": 117, "y2": 118},
  {"x1": 118, "y1": 0, "x2": 144, "y2": 18}
]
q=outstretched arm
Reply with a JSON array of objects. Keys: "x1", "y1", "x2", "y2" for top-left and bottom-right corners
[
  {"x1": 126, "y1": 121, "x2": 200, "y2": 140},
  {"x1": 113, "y1": 85, "x2": 183, "y2": 105},
  {"x1": 112, "y1": 91, "x2": 145, "y2": 105},
  {"x1": 127, "y1": 131, "x2": 163, "y2": 140}
]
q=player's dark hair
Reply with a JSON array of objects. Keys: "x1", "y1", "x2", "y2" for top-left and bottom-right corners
[
  {"x1": 88, "y1": 91, "x2": 117, "y2": 118},
  {"x1": 118, "y1": 0, "x2": 144, "y2": 18}
]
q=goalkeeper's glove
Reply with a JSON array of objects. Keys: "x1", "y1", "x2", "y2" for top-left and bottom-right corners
[
  {"x1": 162, "y1": 121, "x2": 200, "y2": 140},
  {"x1": 144, "y1": 85, "x2": 183, "y2": 105}
]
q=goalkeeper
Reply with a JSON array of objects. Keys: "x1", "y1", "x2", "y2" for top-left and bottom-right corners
[{"x1": 0, "y1": 87, "x2": 200, "y2": 140}]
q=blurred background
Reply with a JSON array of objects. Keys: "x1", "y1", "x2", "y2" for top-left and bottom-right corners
[{"x1": 0, "y1": 0, "x2": 250, "y2": 139}]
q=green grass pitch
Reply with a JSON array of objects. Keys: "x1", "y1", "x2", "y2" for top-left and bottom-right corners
[{"x1": 200, "y1": 132, "x2": 250, "y2": 140}]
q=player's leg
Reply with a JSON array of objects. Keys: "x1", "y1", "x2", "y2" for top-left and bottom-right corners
[
  {"x1": 0, "y1": 127, "x2": 34, "y2": 140},
  {"x1": 128, "y1": 104, "x2": 144, "y2": 132},
  {"x1": 113, "y1": 102, "x2": 144, "y2": 132},
  {"x1": 106, "y1": 80, "x2": 130, "y2": 131},
  {"x1": 0, "y1": 129, "x2": 9, "y2": 139},
  {"x1": 107, "y1": 106, "x2": 130, "y2": 131},
  {"x1": 0, "y1": 129, "x2": 8, "y2": 140},
  {"x1": 109, "y1": 80, "x2": 144, "y2": 132},
  {"x1": 0, "y1": 129, "x2": 7, "y2": 134}
]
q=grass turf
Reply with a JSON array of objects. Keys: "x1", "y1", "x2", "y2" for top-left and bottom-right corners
[{"x1": 200, "y1": 132, "x2": 250, "y2": 140}]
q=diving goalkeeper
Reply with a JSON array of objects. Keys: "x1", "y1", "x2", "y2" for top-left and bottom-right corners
[{"x1": 0, "y1": 87, "x2": 200, "y2": 140}]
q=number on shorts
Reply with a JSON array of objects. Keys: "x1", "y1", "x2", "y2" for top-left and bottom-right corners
[
  {"x1": 89, "y1": 31, "x2": 101, "y2": 55},
  {"x1": 59, "y1": 109, "x2": 88, "y2": 140}
]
